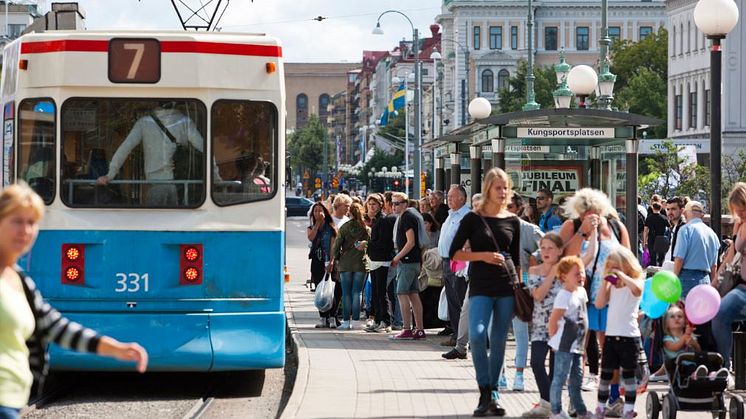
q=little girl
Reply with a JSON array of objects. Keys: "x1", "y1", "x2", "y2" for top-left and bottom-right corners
[
  {"x1": 663, "y1": 305, "x2": 728, "y2": 380},
  {"x1": 548, "y1": 256, "x2": 591, "y2": 419},
  {"x1": 592, "y1": 246, "x2": 644, "y2": 419},
  {"x1": 522, "y1": 233, "x2": 564, "y2": 417}
]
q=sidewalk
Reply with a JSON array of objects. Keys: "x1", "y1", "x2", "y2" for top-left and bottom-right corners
[{"x1": 281, "y1": 240, "x2": 697, "y2": 418}]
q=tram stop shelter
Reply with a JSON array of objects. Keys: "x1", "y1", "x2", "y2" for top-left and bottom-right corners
[{"x1": 427, "y1": 108, "x2": 663, "y2": 247}]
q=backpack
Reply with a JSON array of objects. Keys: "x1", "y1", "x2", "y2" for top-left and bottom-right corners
[{"x1": 405, "y1": 208, "x2": 431, "y2": 249}]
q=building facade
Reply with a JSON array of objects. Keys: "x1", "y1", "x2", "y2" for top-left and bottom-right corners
[
  {"x1": 284, "y1": 63, "x2": 359, "y2": 132},
  {"x1": 437, "y1": 0, "x2": 666, "y2": 132},
  {"x1": 666, "y1": 0, "x2": 745, "y2": 156}
]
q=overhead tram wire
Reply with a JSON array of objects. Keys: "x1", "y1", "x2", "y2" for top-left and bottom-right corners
[{"x1": 218, "y1": 6, "x2": 439, "y2": 29}]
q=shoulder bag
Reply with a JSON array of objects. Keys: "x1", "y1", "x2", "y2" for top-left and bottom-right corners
[
  {"x1": 718, "y1": 236, "x2": 743, "y2": 297},
  {"x1": 476, "y1": 212, "x2": 533, "y2": 322}
]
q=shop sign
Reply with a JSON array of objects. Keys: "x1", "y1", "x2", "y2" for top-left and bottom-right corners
[
  {"x1": 514, "y1": 165, "x2": 583, "y2": 196},
  {"x1": 506, "y1": 145, "x2": 550, "y2": 153},
  {"x1": 517, "y1": 127, "x2": 615, "y2": 139}
]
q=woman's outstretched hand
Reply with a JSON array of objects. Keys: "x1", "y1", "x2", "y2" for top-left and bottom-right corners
[{"x1": 98, "y1": 337, "x2": 149, "y2": 373}]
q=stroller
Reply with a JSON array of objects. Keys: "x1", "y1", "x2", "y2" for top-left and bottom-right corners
[{"x1": 646, "y1": 352, "x2": 729, "y2": 419}]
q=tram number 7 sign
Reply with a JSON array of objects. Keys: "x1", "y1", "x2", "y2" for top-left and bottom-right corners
[{"x1": 109, "y1": 38, "x2": 161, "y2": 83}]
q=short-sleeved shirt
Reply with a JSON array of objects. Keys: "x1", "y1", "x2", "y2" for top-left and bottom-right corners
[
  {"x1": 645, "y1": 213, "x2": 669, "y2": 248},
  {"x1": 528, "y1": 273, "x2": 562, "y2": 342},
  {"x1": 673, "y1": 218, "x2": 720, "y2": 272},
  {"x1": 538, "y1": 207, "x2": 562, "y2": 233},
  {"x1": 396, "y1": 210, "x2": 421, "y2": 263},
  {"x1": 449, "y1": 212, "x2": 521, "y2": 298},
  {"x1": 605, "y1": 279, "x2": 643, "y2": 337},
  {"x1": 548, "y1": 287, "x2": 588, "y2": 354},
  {"x1": 663, "y1": 334, "x2": 697, "y2": 360}
]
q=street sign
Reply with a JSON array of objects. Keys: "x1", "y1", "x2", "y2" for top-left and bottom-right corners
[
  {"x1": 314, "y1": 177, "x2": 321, "y2": 188},
  {"x1": 303, "y1": 171, "x2": 310, "y2": 179},
  {"x1": 332, "y1": 177, "x2": 339, "y2": 188}
]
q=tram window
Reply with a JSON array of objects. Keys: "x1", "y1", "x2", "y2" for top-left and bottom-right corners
[
  {"x1": 18, "y1": 99, "x2": 56, "y2": 204},
  {"x1": 211, "y1": 100, "x2": 278, "y2": 206},
  {"x1": 60, "y1": 98, "x2": 207, "y2": 208}
]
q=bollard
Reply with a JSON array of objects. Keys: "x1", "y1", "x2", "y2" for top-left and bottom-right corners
[{"x1": 734, "y1": 331, "x2": 746, "y2": 390}]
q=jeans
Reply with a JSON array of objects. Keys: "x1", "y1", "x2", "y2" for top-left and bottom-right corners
[
  {"x1": 370, "y1": 266, "x2": 392, "y2": 325},
  {"x1": 339, "y1": 271, "x2": 365, "y2": 321},
  {"x1": 530, "y1": 340, "x2": 555, "y2": 403},
  {"x1": 469, "y1": 295, "x2": 514, "y2": 388},
  {"x1": 0, "y1": 406, "x2": 20, "y2": 419},
  {"x1": 512, "y1": 317, "x2": 529, "y2": 369},
  {"x1": 713, "y1": 286, "x2": 746, "y2": 367},
  {"x1": 386, "y1": 266, "x2": 402, "y2": 327},
  {"x1": 550, "y1": 351, "x2": 587, "y2": 415},
  {"x1": 678, "y1": 269, "x2": 711, "y2": 299},
  {"x1": 443, "y1": 258, "x2": 468, "y2": 335}
]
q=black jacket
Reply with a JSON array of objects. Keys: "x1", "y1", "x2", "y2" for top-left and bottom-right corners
[{"x1": 367, "y1": 212, "x2": 396, "y2": 261}]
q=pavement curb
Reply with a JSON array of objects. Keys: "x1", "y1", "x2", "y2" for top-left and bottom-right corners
[{"x1": 279, "y1": 290, "x2": 310, "y2": 419}]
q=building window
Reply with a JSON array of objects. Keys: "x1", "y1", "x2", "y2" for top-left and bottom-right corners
[
  {"x1": 481, "y1": 69, "x2": 494, "y2": 93},
  {"x1": 679, "y1": 24, "x2": 684, "y2": 55},
  {"x1": 296, "y1": 93, "x2": 308, "y2": 128},
  {"x1": 319, "y1": 94, "x2": 330, "y2": 117},
  {"x1": 705, "y1": 89, "x2": 711, "y2": 126},
  {"x1": 672, "y1": 25, "x2": 677, "y2": 57},
  {"x1": 8, "y1": 24, "x2": 25, "y2": 37},
  {"x1": 687, "y1": 21, "x2": 691, "y2": 52},
  {"x1": 639, "y1": 26, "x2": 653, "y2": 41},
  {"x1": 545, "y1": 26, "x2": 558, "y2": 51},
  {"x1": 489, "y1": 26, "x2": 502, "y2": 50},
  {"x1": 608, "y1": 26, "x2": 621, "y2": 41},
  {"x1": 675, "y1": 94, "x2": 683, "y2": 130},
  {"x1": 511, "y1": 26, "x2": 518, "y2": 49},
  {"x1": 498, "y1": 69, "x2": 510, "y2": 90},
  {"x1": 689, "y1": 91, "x2": 697, "y2": 129},
  {"x1": 576, "y1": 27, "x2": 589, "y2": 50},
  {"x1": 473, "y1": 26, "x2": 481, "y2": 50}
]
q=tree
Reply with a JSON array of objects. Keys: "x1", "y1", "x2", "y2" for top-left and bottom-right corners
[
  {"x1": 497, "y1": 60, "x2": 557, "y2": 113},
  {"x1": 359, "y1": 148, "x2": 404, "y2": 186},
  {"x1": 611, "y1": 27, "x2": 668, "y2": 138},
  {"x1": 286, "y1": 114, "x2": 334, "y2": 179}
]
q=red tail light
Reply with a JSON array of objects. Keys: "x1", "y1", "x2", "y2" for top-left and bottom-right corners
[
  {"x1": 61, "y1": 244, "x2": 85, "y2": 285},
  {"x1": 180, "y1": 244, "x2": 203, "y2": 285}
]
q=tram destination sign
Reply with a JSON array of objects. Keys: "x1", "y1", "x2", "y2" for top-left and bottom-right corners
[{"x1": 517, "y1": 127, "x2": 615, "y2": 139}]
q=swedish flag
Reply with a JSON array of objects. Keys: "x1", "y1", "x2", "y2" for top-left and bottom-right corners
[{"x1": 379, "y1": 81, "x2": 406, "y2": 126}]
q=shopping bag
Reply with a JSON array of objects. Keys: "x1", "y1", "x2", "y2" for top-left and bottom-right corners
[
  {"x1": 642, "y1": 248, "x2": 650, "y2": 267},
  {"x1": 314, "y1": 273, "x2": 335, "y2": 312},
  {"x1": 438, "y1": 286, "x2": 449, "y2": 321}
]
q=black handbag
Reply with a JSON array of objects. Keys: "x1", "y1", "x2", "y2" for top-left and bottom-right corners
[{"x1": 476, "y1": 212, "x2": 533, "y2": 322}]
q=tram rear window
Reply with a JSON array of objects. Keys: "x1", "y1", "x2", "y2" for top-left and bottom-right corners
[
  {"x1": 18, "y1": 98, "x2": 56, "y2": 204},
  {"x1": 60, "y1": 98, "x2": 207, "y2": 208},
  {"x1": 211, "y1": 100, "x2": 278, "y2": 206}
]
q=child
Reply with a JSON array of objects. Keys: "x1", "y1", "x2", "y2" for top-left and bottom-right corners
[
  {"x1": 663, "y1": 305, "x2": 728, "y2": 380},
  {"x1": 592, "y1": 246, "x2": 644, "y2": 419},
  {"x1": 548, "y1": 256, "x2": 591, "y2": 419},
  {"x1": 522, "y1": 233, "x2": 564, "y2": 417}
]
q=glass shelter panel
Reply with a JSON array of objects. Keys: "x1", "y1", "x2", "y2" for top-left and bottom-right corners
[
  {"x1": 504, "y1": 137, "x2": 628, "y2": 224},
  {"x1": 60, "y1": 98, "x2": 207, "y2": 208}
]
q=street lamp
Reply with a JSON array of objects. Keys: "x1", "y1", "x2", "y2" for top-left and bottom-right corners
[
  {"x1": 392, "y1": 71, "x2": 415, "y2": 197},
  {"x1": 373, "y1": 9, "x2": 423, "y2": 199},
  {"x1": 567, "y1": 65, "x2": 598, "y2": 109},
  {"x1": 553, "y1": 49, "x2": 573, "y2": 109},
  {"x1": 694, "y1": 0, "x2": 739, "y2": 239},
  {"x1": 468, "y1": 97, "x2": 492, "y2": 120}
]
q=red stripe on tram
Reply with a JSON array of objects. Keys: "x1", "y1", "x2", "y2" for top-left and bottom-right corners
[{"x1": 21, "y1": 39, "x2": 282, "y2": 58}]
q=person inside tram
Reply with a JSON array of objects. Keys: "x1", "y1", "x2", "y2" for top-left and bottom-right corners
[
  {"x1": 0, "y1": 183, "x2": 148, "y2": 419},
  {"x1": 96, "y1": 102, "x2": 218, "y2": 206}
]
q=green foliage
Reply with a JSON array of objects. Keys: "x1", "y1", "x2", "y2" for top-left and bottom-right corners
[
  {"x1": 359, "y1": 148, "x2": 404, "y2": 185},
  {"x1": 611, "y1": 27, "x2": 668, "y2": 138},
  {"x1": 497, "y1": 60, "x2": 557, "y2": 113},
  {"x1": 379, "y1": 109, "x2": 406, "y2": 140},
  {"x1": 286, "y1": 114, "x2": 333, "y2": 177}
]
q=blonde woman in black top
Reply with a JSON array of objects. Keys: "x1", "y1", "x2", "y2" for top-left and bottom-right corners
[{"x1": 450, "y1": 168, "x2": 521, "y2": 417}]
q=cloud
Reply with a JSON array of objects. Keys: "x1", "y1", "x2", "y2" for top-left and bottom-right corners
[{"x1": 73, "y1": 0, "x2": 441, "y2": 62}]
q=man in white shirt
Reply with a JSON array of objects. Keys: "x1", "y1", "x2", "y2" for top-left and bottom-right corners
[{"x1": 331, "y1": 194, "x2": 352, "y2": 228}]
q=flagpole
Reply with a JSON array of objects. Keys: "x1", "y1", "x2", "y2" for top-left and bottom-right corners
[{"x1": 404, "y1": 74, "x2": 409, "y2": 196}]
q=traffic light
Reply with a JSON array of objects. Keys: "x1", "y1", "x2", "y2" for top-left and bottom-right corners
[{"x1": 393, "y1": 179, "x2": 400, "y2": 189}]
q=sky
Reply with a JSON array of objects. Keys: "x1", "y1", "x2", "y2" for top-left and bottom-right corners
[{"x1": 63, "y1": 0, "x2": 443, "y2": 63}]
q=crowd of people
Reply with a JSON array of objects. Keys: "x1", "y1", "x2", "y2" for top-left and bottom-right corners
[{"x1": 305, "y1": 170, "x2": 746, "y2": 419}]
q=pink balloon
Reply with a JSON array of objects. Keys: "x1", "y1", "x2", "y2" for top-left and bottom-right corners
[{"x1": 685, "y1": 284, "x2": 721, "y2": 325}]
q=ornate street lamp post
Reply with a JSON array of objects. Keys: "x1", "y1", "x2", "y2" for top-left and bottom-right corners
[
  {"x1": 694, "y1": 0, "x2": 739, "y2": 239},
  {"x1": 567, "y1": 65, "x2": 598, "y2": 109}
]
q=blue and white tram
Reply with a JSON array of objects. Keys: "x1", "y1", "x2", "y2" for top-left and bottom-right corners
[{"x1": 0, "y1": 31, "x2": 286, "y2": 370}]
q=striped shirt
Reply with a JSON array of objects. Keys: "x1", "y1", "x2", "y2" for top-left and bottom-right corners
[{"x1": 16, "y1": 268, "x2": 101, "y2": 398}]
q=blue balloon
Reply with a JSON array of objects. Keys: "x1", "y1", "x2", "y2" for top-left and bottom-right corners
[{"x1": 640, "y1": 278, "x2": 669, "y2": 319}]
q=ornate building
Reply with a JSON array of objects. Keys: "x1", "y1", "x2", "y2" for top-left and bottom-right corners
[{"x1": 436, "y1": 0, "x2": 666, "y2": 132}]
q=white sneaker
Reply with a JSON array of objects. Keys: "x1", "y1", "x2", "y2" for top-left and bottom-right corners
[
  {"x1": 314, "y1": 318, "x2": 328, "y2": 328},
  {"x1": 605, "y1": 399, "x2": 624, "y2": 417},
  {"x1": 581, "y1": 374, "x2": 598, "y2": 392},
  {"x1": 350, "y1": 320, "x2": 359, "y2": 330},
  {"x1": 329, "y1": 318, "x2": 337, "y2": 329},
  {"x1": 365, "y1": 318, "x2": 375, "y2": 328},
  {"x1": 522, "y1": 399, "x2": 551, "y2": 417},
  {"x1": 339, "y1": 320, "x2": 350, "y2": 330},
  {"x1": 549, "y1": 412, "x2": 570, "y2": 419}
]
